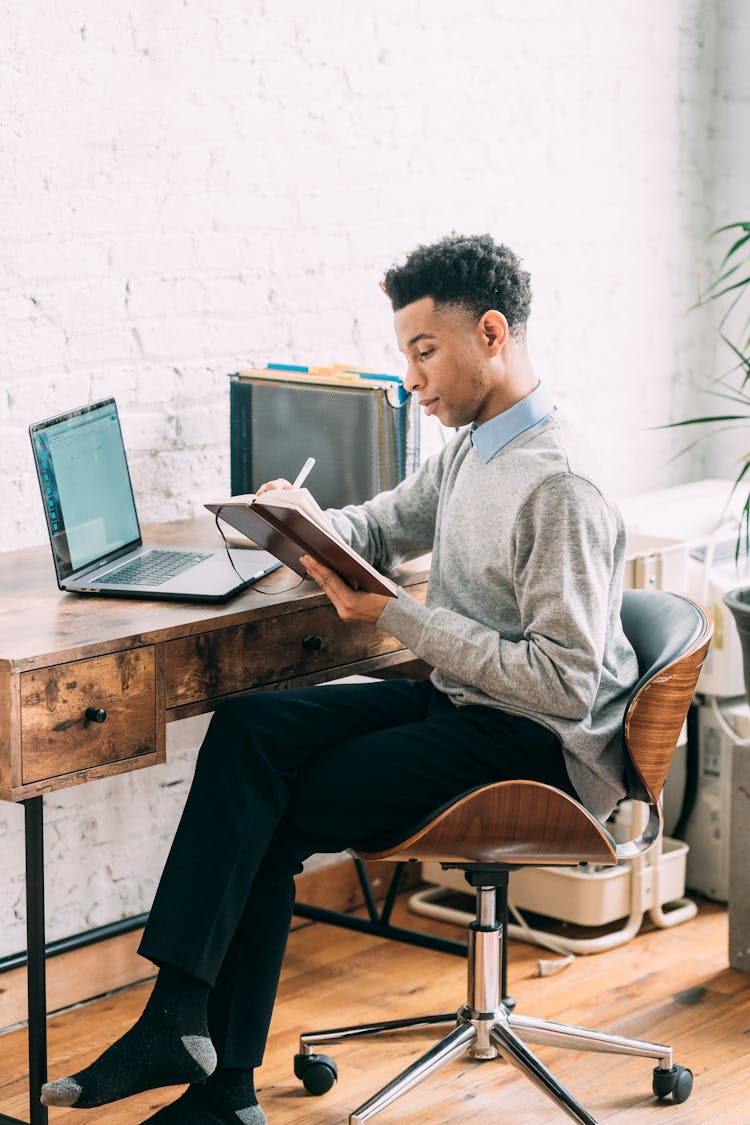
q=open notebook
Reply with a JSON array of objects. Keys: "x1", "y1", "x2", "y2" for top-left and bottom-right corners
[{"x1": 206, "y1": 488, "x2": 399, "y2": 598}]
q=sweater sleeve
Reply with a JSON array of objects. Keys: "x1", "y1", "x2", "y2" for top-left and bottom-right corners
[
  {"x1": 377, "y1": 473, "x2": 619, "y2": 722},
  {"x1": 324, "y1": 439, "x2": 457, "y2": 571}
]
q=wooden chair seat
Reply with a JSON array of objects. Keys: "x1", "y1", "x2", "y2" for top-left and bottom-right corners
[{"x1": 359, "y1": 780, "x2": 617, "y2": 867}]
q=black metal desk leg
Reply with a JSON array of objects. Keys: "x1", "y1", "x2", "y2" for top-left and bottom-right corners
[
  {"x1": 0, "y1": 798, "x2": 48, "y2": 1125},
  {"x1": 24, "y1": 796, "x2": 48, "y2": 1125}
]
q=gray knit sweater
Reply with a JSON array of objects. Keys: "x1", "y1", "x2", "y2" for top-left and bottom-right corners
[{"x1": 326, "y1": 413, "x2": 640, "y2": 822}]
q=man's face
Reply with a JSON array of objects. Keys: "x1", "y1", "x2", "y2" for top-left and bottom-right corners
[{"x1": 394, "y1": 297, "x2": 499, "y2": 429}]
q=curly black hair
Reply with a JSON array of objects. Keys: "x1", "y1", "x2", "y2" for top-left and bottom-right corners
[{"x1": 381, "y1": 233, "x2": 532, "y2": 335}]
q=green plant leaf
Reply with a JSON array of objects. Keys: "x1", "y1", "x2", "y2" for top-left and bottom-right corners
[
  {"x1": 669, "y1": 219, "x2": 750, "y2": 559},
  {"x1": 702, "y1": 257, "x2": 749, "y2": 297},
  {"x1": 717, "y1": 285, "x2": 747, "y2": 334},
  {"x1": 719, "y1": 333, "x2": 750, "y2": 384},
  {"x1": 696, "y1": 388, "x2": 750, "y2": 409},
  {"x1": 729, "y1": 458, "x2": 750, "y2": 495},
  {"x1": 657, "y1": 414, "x2": 750, "y2": 428},
  {"x1": 719, "y1": 232, "x2": 750, "y2": 271},
  {"x1": 707, "y1": 359, "x2": 750, "y2": 393},
  {"x1": 711, "y1": 221, "x2": 750, "y2": 237},
  {"x1": 702, "y1": 275, "x2": 750, "y2": 305},
  {"x1": 662, "y1": 423, "x2": 750, "y2": 465},
  {"x1": 739, "y1": 493, "x2": 750, "y2": 562}
]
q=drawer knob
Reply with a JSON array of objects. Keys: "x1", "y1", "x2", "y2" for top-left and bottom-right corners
[
  {"x1": 302, "y1": 634, "x2": 323, "y2": 651},
  {"x1": 85, "y1": 707, "x2": 108, "y2": 724}
]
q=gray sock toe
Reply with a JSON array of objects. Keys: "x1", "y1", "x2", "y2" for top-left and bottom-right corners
[
  {"x1": 237, "y1": 1107, "x2": 267, "y2": 1125},
  {"x1": 40, "y1": 1076, "x2": 82, "y2": 1107}
]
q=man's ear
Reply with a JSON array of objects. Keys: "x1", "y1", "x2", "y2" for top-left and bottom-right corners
[{"x1": 481, "y1": 309, "x2": 509, "y2": 354}]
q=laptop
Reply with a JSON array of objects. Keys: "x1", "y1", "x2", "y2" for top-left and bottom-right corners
[{"x1": 29, "y1": 397, "x2": 281, "y2": 602}]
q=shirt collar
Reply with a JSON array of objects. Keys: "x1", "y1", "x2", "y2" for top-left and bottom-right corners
[{"x1": 469, "y1": 382, "x2": 557, "y2": 464}]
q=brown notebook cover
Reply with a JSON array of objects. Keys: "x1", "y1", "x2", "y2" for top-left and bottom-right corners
[{"x1": 205, "y1": 495, "x2": 399, "y2": 598}]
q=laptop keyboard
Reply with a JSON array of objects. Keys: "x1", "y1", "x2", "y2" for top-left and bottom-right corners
[{"x1": 102, "y1": 550, "x2": 212, "y2": 586}]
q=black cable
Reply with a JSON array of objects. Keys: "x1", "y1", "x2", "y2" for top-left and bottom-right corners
[{"x1": 213, "y1": 509, "x2": 305, "y2": 596}]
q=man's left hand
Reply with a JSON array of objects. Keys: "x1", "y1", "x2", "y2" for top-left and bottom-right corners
[{"x1": 301, "y1": 556, "x2": 389, "y2": 625}]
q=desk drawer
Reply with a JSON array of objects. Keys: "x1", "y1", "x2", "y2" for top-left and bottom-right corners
[
  {"x1": 20, "y1": 648, "x2": 158, "y2": 784},
  {"x1": 165, "y1": 603, "x2": 406, "y2": 709}
]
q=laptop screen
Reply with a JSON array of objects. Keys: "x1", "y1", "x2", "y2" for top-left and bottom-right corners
[{"x1": 30, "y1": 398, "x2": 141, "y2": 581}]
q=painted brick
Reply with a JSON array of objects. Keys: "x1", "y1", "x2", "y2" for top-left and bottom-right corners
[
  {"x1": 110, "y1": 235, "x2": 197, "y2": 276},
  {"x1": 126, "y1": 276, "x2": 211, "y2": 320},
  {"x1": 6, "y1": 239, "x2": 111, "y2": 282},
  {"x1": 67, "y1": 327, "x2": 142, "y2": 366}
]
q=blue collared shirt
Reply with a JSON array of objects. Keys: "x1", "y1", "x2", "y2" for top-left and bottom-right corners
[{"x1": 469, "y1": 382, "x2": 557, "y2": 464}]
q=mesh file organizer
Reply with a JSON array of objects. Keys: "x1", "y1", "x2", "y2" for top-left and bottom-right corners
[{"x1": 229, "y1": 367, "x2": 420, "y2": 511}]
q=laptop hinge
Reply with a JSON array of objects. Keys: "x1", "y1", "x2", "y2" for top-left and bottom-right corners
[{"x1": 69, "y1": 539, "x2": 143, "y2": 582}]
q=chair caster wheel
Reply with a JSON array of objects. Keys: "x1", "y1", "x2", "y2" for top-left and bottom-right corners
[
  {"x1": 653, "y1": 1065, "x2": 693, "y2": 1103},
  {"x1": 294, "y1": 1051, "x2": 338, "y2": 1095}
]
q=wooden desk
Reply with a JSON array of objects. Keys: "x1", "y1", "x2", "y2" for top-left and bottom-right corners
[
  {"x1": 0, "y1": 517, "x2": 428, "y2": 803},
  {"x1": 0, "y1": 517, "x2": 429, "y2": 1125}
]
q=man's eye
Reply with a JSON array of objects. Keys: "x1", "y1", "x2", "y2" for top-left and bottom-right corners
[{"x1": 418, "y1": 349, "x2": 434, "y2": 359}]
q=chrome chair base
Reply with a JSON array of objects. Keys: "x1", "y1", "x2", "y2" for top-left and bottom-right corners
[
  {"x1": 299, "y1": 1001, "x2": 678, "y2": 1125},
  {"x1": 296, "y1": 884, "x2": 691, "y2": 1124}
]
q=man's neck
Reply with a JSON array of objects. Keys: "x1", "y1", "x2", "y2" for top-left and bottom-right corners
[{"x1": 479, "y1": 351, "x2": 539, "y2": 424}]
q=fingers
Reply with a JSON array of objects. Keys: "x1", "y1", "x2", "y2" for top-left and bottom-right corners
[
  {"x1": 301, "y1": 555, "x2": 334, "y2": 589},
  {"x1": 301, "y1": 556, "x2": 341, "y2": 599},
  {"x1": 256, "y1": 478, "x2": 292, "y2": 496},
  {"x1": 299, "y1": 556, "x2": 386, "y2": 624}
]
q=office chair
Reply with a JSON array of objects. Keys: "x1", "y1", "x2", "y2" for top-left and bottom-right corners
[{"x1": 294, "y1": 590, "x2": 712, "y2": 1124}]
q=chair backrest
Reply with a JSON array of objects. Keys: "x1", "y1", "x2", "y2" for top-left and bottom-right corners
[
  {"x1": 620, "y1": 590, "x2": 713, "y2": 806},
  {"x1": 360, "y1": 589, "x2": 713, "y2": 869}
]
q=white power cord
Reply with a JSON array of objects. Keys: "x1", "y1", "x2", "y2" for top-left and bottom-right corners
[{"x1": 506, "y1": 900, "x2": 576, "y2": 976}]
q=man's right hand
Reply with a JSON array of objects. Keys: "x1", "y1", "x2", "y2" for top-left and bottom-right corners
[{"x1": 256, "y1": 479, "x2": 293, "y2": 496}]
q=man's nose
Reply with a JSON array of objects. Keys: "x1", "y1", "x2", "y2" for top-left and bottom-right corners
[{"x1": 403, "y1": 362, "x2": 423, "y2": 393}]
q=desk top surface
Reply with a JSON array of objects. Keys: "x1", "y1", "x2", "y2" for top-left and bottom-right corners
[{"x1": 1, "y1": 516, "x2": 429, "y2": 671}]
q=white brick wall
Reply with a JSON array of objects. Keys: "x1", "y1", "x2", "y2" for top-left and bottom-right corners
[{"x1": 0, "y1": 0, "x2": 745, "y2": 958}]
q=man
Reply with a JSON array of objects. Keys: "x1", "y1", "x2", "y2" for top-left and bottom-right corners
[{"x1": 42, "y1": 233, "x2": 639, "y2": 1123}]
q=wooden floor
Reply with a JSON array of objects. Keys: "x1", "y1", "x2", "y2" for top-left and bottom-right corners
[{"x1": 1, "y1": 897, "x2": 748, "y2": 1124}]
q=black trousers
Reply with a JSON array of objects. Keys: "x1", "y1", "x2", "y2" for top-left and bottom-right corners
[{"x1": 138, "y1": 678, "x2": 574, "y2": 1068}]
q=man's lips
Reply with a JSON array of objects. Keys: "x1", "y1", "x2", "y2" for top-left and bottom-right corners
[{"x1": 420, "y1": 397, "x2": 439, "y2": 416}]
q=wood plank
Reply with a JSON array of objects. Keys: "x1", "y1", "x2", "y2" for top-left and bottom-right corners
[
  {"x1": 0, "y1": 898, "x2": 744, "y2": 1124},
  {"x1": 0, "y1": 929, "x2": 151, "y2": 1035}
]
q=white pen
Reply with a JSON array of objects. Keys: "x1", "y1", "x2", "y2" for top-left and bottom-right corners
[{"x1": 291, "y1": 457, "x2": 316, "y2": 489}]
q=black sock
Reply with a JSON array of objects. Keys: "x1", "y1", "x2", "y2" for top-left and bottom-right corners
[
  {"x1": 41, "y1": 966, "x2": 217, "y2": 1109},
  {"x1": 205, "y1": 1067, "x2": 258, "y2": 1110},
  {"x1": 139, "y1": 1072, "x2": 265, "y2": 1124}
]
